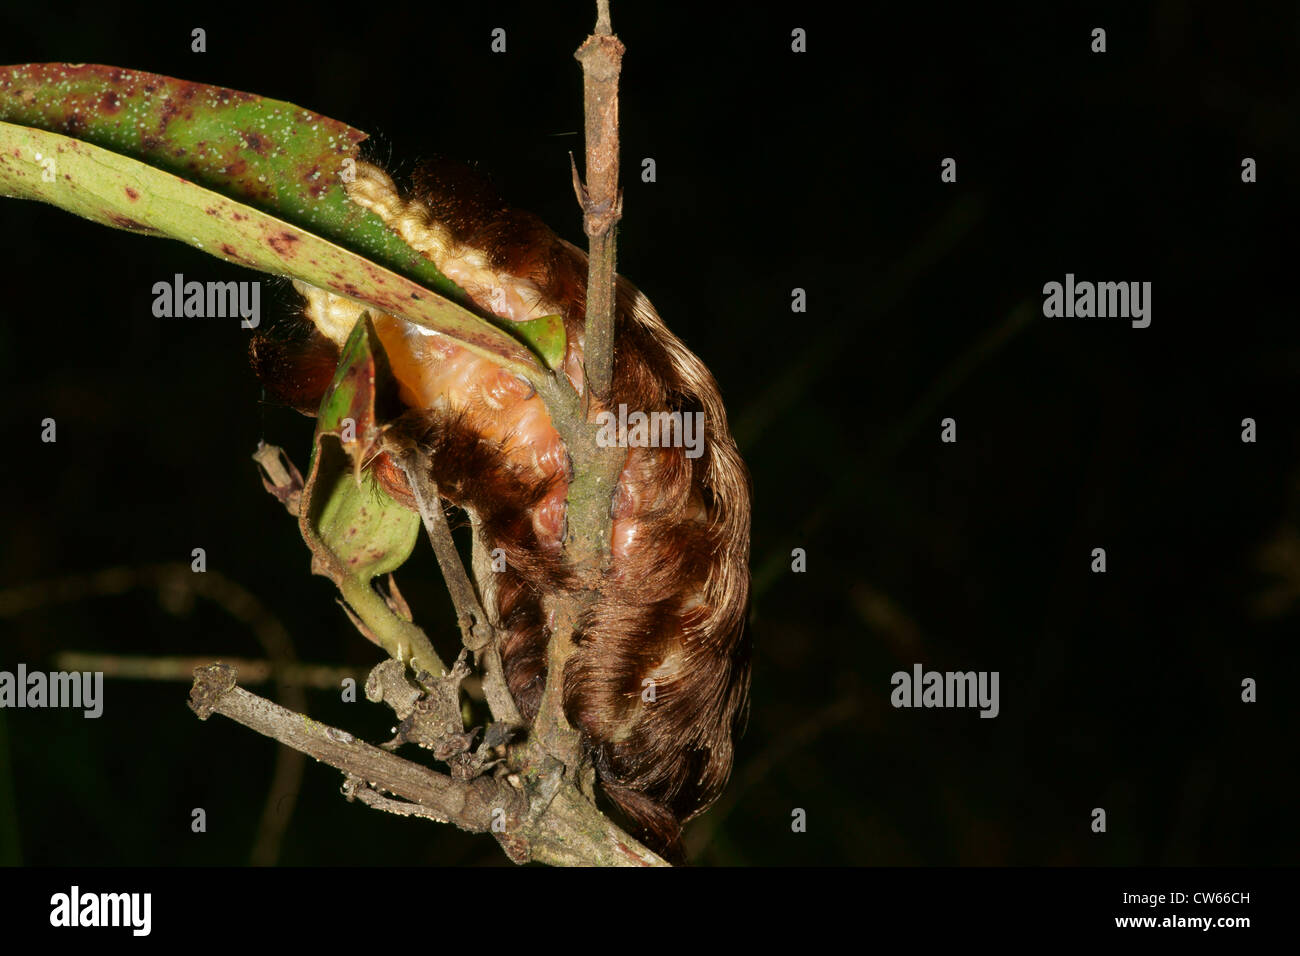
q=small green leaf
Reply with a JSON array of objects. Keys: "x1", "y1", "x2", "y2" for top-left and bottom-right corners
[
  {"x1": 312, "y1": 457, "x2": 418, "y2": 584},
  {"x1": 293, "y1": 312, "x2": 440, "y2": 674},
  {"x1": 512, "y1": 314, "x2": 567, "y2": 370},
  {"x1": 317, "y1": 313, "x2": 386, "y2": 443},
  {"x1": 302, "y1": 311, "x2": 415, "y2": 582}
]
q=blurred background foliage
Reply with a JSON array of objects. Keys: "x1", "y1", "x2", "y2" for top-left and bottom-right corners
[{"x1": 0, "y1": 2, "x2": 1296, "y2": 865}]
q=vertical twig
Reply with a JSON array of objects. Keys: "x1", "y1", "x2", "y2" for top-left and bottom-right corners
[
  {"x1": 525, "y1": 0, "x2": 630, "y2": 776},
  {"x1": 392, "y1": 447, "x2": 522, "y2": 724},
  {"x1": 573, "y1": 0, "x2": 625, "y2": 405},
  {"x1": 393, "y1": 448, "x2": 495, "y2": 653}
]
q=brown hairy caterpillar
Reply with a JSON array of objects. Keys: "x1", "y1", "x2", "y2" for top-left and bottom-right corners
[{"x1": 251, "y1": 157, "x2": 751, "y2": 860}]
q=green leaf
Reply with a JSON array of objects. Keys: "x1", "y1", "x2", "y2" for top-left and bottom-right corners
[
  {"x1": 0, "y1": 64, "x2": 565, "y2": 376},
  {"x1": 0, "y1": 63, "x2": 458, "y2": 301},
  {"x1": 312, "y1": 449, "x2": 419, "y2": 584},
  {"x1": 0, "y1": 119, "x2": 546, "y2": 378},
  {"x1": 295, "y1": 313, "x2": 441, "y2": 675},
  {"x1": 512, "y1": 314, "x2": 567, "y2": 370},
  {"x1": 317, "y1": 313, "x2": 389, "y2": 445},
  {"x1": 303, "y1": 312, "x2": 417, "y2": 583}
]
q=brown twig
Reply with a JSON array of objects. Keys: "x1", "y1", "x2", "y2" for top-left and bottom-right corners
[
  {"x1": 382, "y1": 441, "x2": 521, "y2": 725},
  {"x1": 188, "y1": 663, "x2": 666, "y2": 866},
  {"x1": 392, "y1": 447, "x2": 495, "y2": 655},
  {"x1": 510, "y1": 0, "x2": 632, "y2": 796},
  {"x1": 573, "y1": 2, "x2": 625, "y2": 404},
  {"x1": 468, "y1": 529, "x2": 524, "y2": 725},
  {"x1": 190, "y1": 664, "x2": 524, "y2": 840}
]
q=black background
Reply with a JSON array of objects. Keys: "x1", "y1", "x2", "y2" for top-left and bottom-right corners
[{"x1": 0, "y1": 1, "x2": 1296, "y2": 868}]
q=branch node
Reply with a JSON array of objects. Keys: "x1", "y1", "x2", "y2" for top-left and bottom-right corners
[{"x1": 188, "y1": 663, "x2": 238, "y2": 719}]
